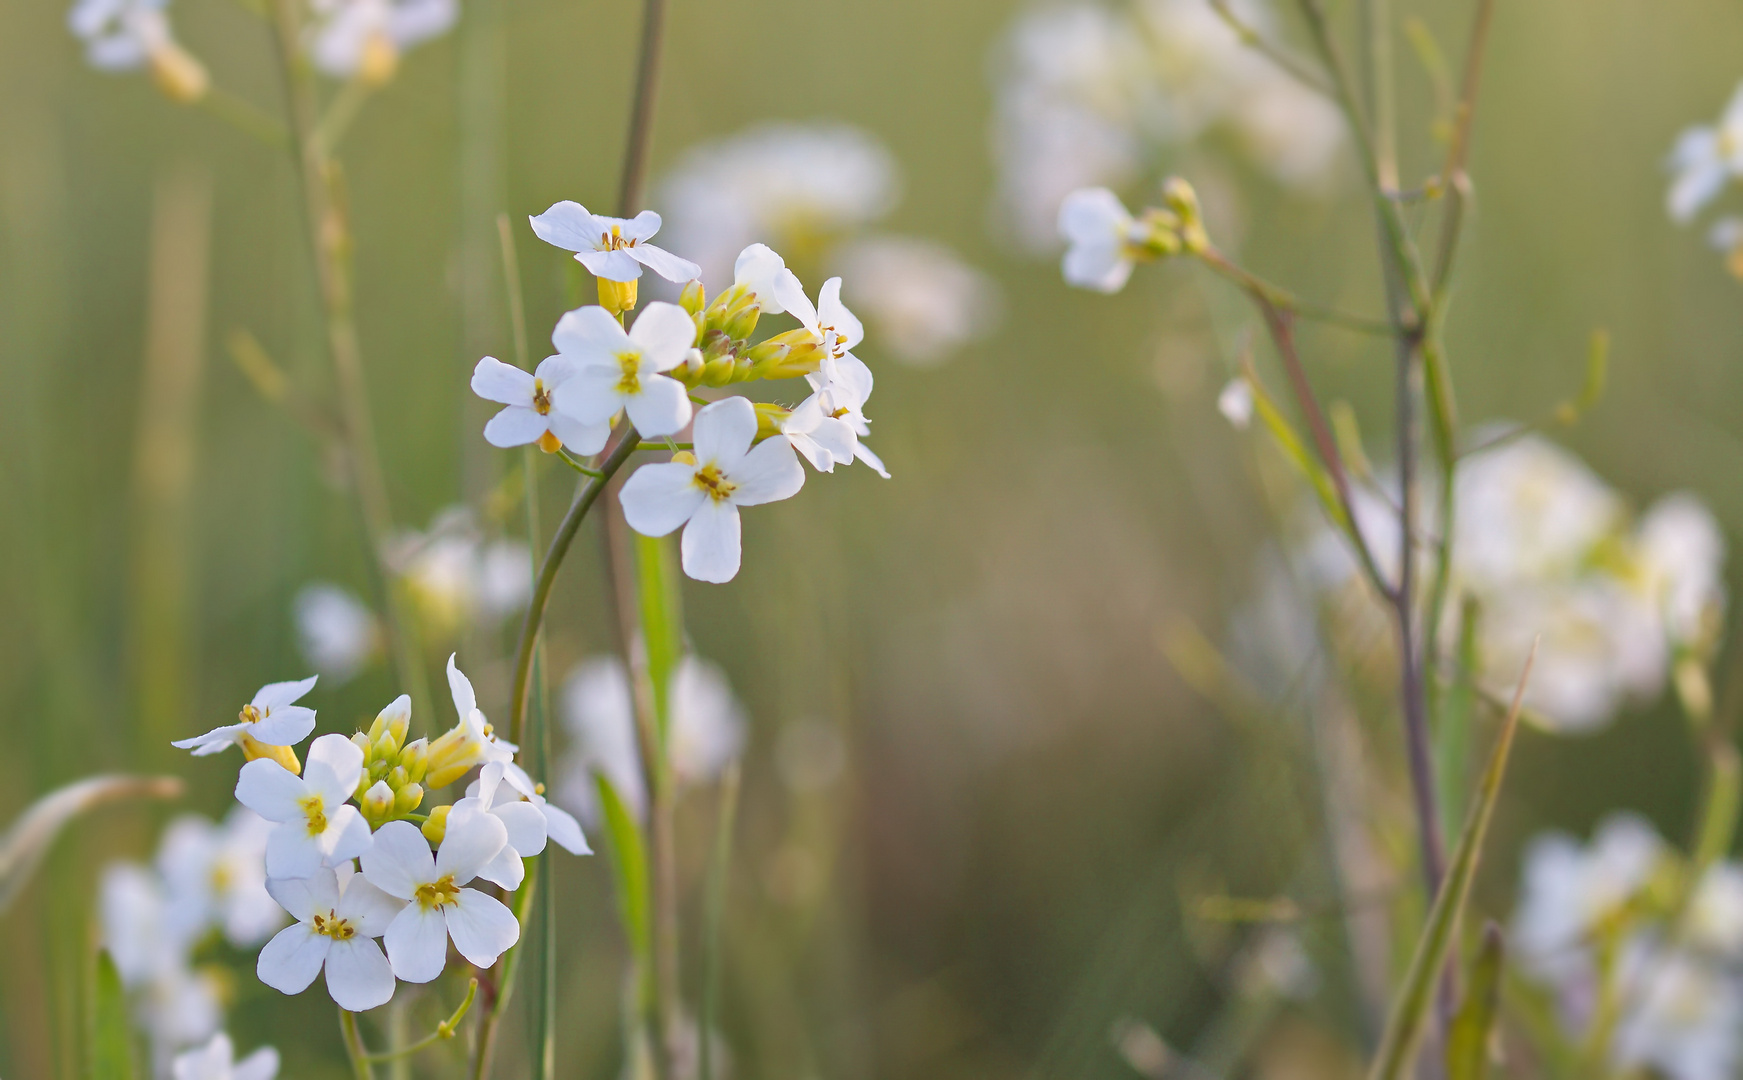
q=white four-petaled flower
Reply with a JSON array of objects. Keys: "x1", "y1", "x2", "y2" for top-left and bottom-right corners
[
  {"x1": 235, "y1": 734, "x2": 373, "y2": 879},
  {"x1": 173, "y1": 677, "x2": 320, "y2": 757},
  {"x1": 361, "y1": 810, "x2": 519, "y2": 983},
  {"x1": 471, "y1": 354, "x2": 607, "y2": 455},
  {"x1": 458, "y1": 760, "x2": 591, "y2": 888},
  {"x1": 618, "y1": 396, "x2": 806, "y2": 583},
  {"x1": 1669, "y1": 82, "x2": 1743, "y2": 224},
  {"x1": 1057, "y1": 187, "x2": 1148, "y2": 293},
  {"x1": 258, "y1": 864, "x2": 403, "y2": 1012},
  {"x1": 528, "y1": 202, "x2": 701, "y2": 285},
  {"x1": 547, "y1": 303, "x2": 698, "y2": 437},
  {"x1": 170, "y1": 1032, "x2": 279, "y2": 1080}
]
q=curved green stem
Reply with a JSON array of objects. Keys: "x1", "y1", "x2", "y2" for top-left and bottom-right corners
[
  {"x1": 339, "y1": 1009, "x2": 374, "y2": 1080},
  {"x1": 363, "y1": 979, "x2": 478, "y2": 1063}
]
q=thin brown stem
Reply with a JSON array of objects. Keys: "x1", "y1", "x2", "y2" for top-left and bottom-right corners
[
  {"x1": 1430, "y1": 0, "x2": 1498, "y2": 298},
  {"x1": 616, "y1": 0, "x2": 669, "y2": 217}
]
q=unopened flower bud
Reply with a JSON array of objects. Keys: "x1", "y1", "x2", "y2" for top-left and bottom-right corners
[
  {"x1": 701, "y1": 355, "x2": 736, "y2": 386},
  {"x1": 1160, "y1": 177, "x2": 1207, "y2": 253},
  {"x1": 361, "y1": 779, "x2": 394, "y2": 823},
  {"x1": 357, "y1": 30, "x2": 399, "y2": 88},
  {"x1": 401, "y1": 737, "x2": 430, "y2": 783},
  {"x1": 721, "y1": 297, "x2": 761, "y2": 343},
  {"x1": 352, "y1": 731, "x2": 373, "y2": 762},
  {"x1": 372, "y1": 731, "x2": 398, "y2": 764},
  {"x1": 240, "y1": 734, "x2": 301, "y2": 776},
  {"x1": 394, "y1": 783, "x2": 425, "y2": 816},
  {"x1": 678, "y1": 279, "x2": 706, "y2": 316},
  {"x1": 700, "y1": 328, "x2": 736, "y2": 363},
  {"x1": 149, "y1": 42, "x2": 209, "y2": 104},
  {"x1": 753, "y1": 402, "x2": 791, "y2": 440},
  {"x1": 387, "y1": 766, "x2": 410, "y2": 790},
  {"x1": 597, "y1": 275, "x2": 638, "y2": 316},
  {"x1": 422, "y1": 804, "x2": 451, "y2": 844}
]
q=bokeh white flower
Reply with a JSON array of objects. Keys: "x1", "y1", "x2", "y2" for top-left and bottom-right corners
[
  {"x1": 170, "y1": 1032, "x2": 279, "y2": 1080},
  {"x1": 293, "y1": 584, "x2": 379, "y2": 684},
  {"x1": 1667, "y1": 82, "x2": 1743, "y2": 224},
  {"x1": 828, "y1": 236, "x2": 1001, "y2": 366},
  {"x1": 305, "y1": 0, "x2": 456, "y2": 84},
  {"x1": 157, "y1": 809, "x2": 285, "y2": 946}
]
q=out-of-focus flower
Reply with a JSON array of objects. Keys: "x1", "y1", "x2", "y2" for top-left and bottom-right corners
[
  {"x1": 829, "y1": 236, "x2": 1001, "y2": 366},
  {"x1": 306, "y1": 0, "x2": 456, "y2": 85},
  {"x1": 258, "y1": 864, "x2": 402, "y2": 1012},
  {"x1": 1611, "y1": 940, "x2": 1741, "y2": 1080},
  {"x1": 67, "y1": 0, "x2": 208, "y2": 102},
  {"x1": 619, "y1": 397, "x2": 806, "y2": 583},
  {"x1": 1512, "y1": 813, "x2": 1668, "y2": 988},
  {"x1": 293, "y1": 585, "x2": 379, "y2": 684},
  {"x1": 362, "y1": 810, "x2": 517, "y2": 983},
  {"x1": 1217, "y1": 377, "x2": 1253, "y2": 428},
  {"x1": 171, "y1": 1032, "x2": 280, "y2": 1080},
  {"x1": 235, "y1": 734, "x2": 372, "y2": 880},
  {"x1": 1637, "y1": 493, "x2": 1727, "y2": 650},
  {"x1": 549, "y1": 303, "x2": 697, "y2": 437},
  {"x1": 668, "y1": 657, "x2": 749, "y2": 782},
  {"x1": 172, "y1": 677, "x2": 319, "y2": 765},
  {"x1": 1452, "y1": 434, "x2": 1623, "y2": 592},
  {"x1": 470, "y1": 355, "x2": 607, "y2": 456},
  {"x1": 658, "y1": 123, "x2": 900, "y2": 287},
  {"x1": 157, "y1": 809, "x2": 285, "y2": 947},
  {"x1": 385, "y1": 508, "x2": 532, "y2": 638},
  {"x1": 1690, "y1": 863, "x2": 1743, "y2": 959},
  {"x1": 1708, "y1": 217, "x2": 1743, "y2": 279},
  {"x1": 1667, "y1": 82, "x2": 1743, "y2": 224},
  {"x1": 1058, "y1": 187, "x2": 1156, "y2": 293},
  {"x1": 99, "y1": 864, "x2": 224, "y2": 1062}
]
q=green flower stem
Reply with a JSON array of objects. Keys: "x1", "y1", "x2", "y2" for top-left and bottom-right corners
[
  {"x1": 198, "y1": 85, "x2": 290, "y2": 148},
  {"x1": 472, "y1": 861, "x2": 542, "y2": 1080},
  {"x1": 339, "y1": 1009, "x2": 375, "y2": 1080},
  {"x1": 699, "y1": 763, "x2": 742, "y2": 1080},
  {"x1": 363, "y1": 979, "x2": 478, "y2": 1063}
]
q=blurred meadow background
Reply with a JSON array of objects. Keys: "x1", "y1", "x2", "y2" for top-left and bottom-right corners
[{"x1": 6, "y1": 0, "x2": 1743, "y2": 1076}]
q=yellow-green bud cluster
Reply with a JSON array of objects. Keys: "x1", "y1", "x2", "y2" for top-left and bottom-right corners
[
  {"x1": 1126, "y1": 177, "x2": 1211, "y2": 266},
  {"x1": 351, "y1": 706, "x2": 428, "y2": 828},
  {"x1": 674, "y1": 281, "x2": 826, "y2": 389}
]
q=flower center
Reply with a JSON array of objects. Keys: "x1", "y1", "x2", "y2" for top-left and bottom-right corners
[
  {"x1": 299, "y1": 794, "x2": 328, "y2": 836},
  {"x1": 414, "y1": 874, "x2": 462, "y2": 911},
  {"x1": 693, "y1": 463, "x2": 737, "y2": 503},
  {"x1": 597, "y1": 226, "x2": 639, "y2": 252},
  {"x1": 532, "y1": 379, "x2": 553, "y2": 415},
  {"x1": 311, "y1": 908, "x2": 357, "y2": 940},
  {"x1": 239, "y1": 703, "x2": 265, "y2": 725},
  {"x1": 820, "y1": 324, "x2": 847, "y2": 359},
  {"x1": 616, "y1": 351, "x2": 643, "y2": 394},
  {"x1": 209, "y1": 863, "x2": 232, "y2": 894}
]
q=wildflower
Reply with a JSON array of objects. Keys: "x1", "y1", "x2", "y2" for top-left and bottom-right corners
[
  {"x1": 1512, "y1": 814, "x2": 1668, "y2": 987},
  {"x1": 1057, "y1": 187, "x2": 1176, "y2": 293},
  {"x1": 1611, "y1": 940, "x2": 1741, "y2": 1080},
  {"x1": 1637, "y1": 493, "x2": 1727, "y2": 650},
  {"x1": 293, "y1": 584, "x2": 379, "y2": 684},
  {"x1": 67, "y1": 0, "x2": 208, "y2": 102},
  {"x1": 172, "y1": 677, "x2": 319, "y2": 771},
  {"x1": 775, "y1": 274, "x2": 865, "y2": 377},
  {"x1": 1668, "y1": 83, "x2": 1743, "y2": 223},
  {"x1": 307, "y1": 0, "x2": 456, "y2": 85},
  {"x1": 785, "y1": 356, "x2": 888, "y2": 478},
  {"x1": 235, "y1": 734, "x2": 373, "y2": 880},
  {"x1": 529, "y1": 202, "x2": 701, "y2": 314},
  {"x1": 385, "y1": 509, "x2": 532, "y2": 638},
  {"x1": 830, "y1": 236, "x2": 1001, "y2": 366},
  {"x1": 99, "y1": 864, "x2": 223, "y2": 1061},
  {"x1": 779, "y1": 392, "x2": 858, "y2": 475},
  {"x1": 618, "y1": 396, "x2": 806, "y2": 583},
  {"x1": 657, "y1": 123, "x2": 900, "y2": 286},
  {"x1": 257, "y1": 864, "x2": 403, "y2": 1011},
  {"x1": 1217, "y1": 378, "x2": 1254, "y2": 429},
  {"x1": 157, "y1": 809, "x2": 285, "y2": 947},
  {"x1": 1690, "y1": 863, "x2": 1743, "y2": 959},
  {"x1": 458, "y1": 761, "x2": 591, "y2": 888},
  {"x1": 1709, "y1": 217, "x2": 1743, "y2": 279},
  {"x1": 471, "y1": 354, "x2": 607, "y2": 455},
  {"x1": 171, "y1": 1033, "x2": 280, "y2": 1080},
  {"x1": 731, "y1": 243, "x2": 797, "y2": 314},
  {"x1": 361, "y1": 808, "x2": 519, "y2": 982},
  {"x1": 424, "y1": 655, "x2": 517, "y2": 789},
  {"x1": 547, "y1": 303, "x2": 699, "y2": 437}
]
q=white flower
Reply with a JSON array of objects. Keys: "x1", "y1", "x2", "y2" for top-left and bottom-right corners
[
  {"x1": 423, "y1": 654, "x2": 519, "y2": 789},
  {"x1": 67, "y1": 0, "x2": 208, "y2": 101},
  {"x1": 1227, "y1": 67, "x2": 1345, "y2": 188},
  {"x1": 306, "y1": 0, "x2": 455, "y2": 82},
  {"x1": 171, "y1": 1033, "x2": 279, "y2": 1080},
  {"x1": 1512, "y1": 813, "x2": 1667, "y2": 987},
  {"x1": 457, "y1": 761, "x2": 591, "y2": 888},
  {"x1": 235, "y1": 734, "x2": 373, "y2": 879},
  {"x1": 1453, "y1": 434, "x2": 1625, "y2": 591},
  {"x1": 101, "y1": 863, "x2": 190, "y2": 987},
  {"x1": 1612, "y1": 940, "x2": 1741, "y2": 1080},
  {"x1": 668, "y1": 657, "x2": 748, "y2": 782},
  {"x1": 1690, "y1": 863, "x2": 1743, "y2": 959},
  {"x1": 731, "y1": 243, "x2": 795, "y2": 314},
  {"x1": 471, "y1": 355, "x2": 608, "y2": 455},
  {"x1": 618, "y1": 396, "x2": 806, "y2": 583},
  {"x1": 657, "y1": 123, "x2": 899, "y2": 287},
  {"x1": 386, "y1": 509, "x2": 532, "y2": 635},
  {"x1": 293, "y1": 584, "x2": 379, "y2": 684},
  {"x1": 1217, "y1": 378, "x2": 1254, "y2": 428},
  {"x1": 1637, "y1": 493, "x2": 1727, "y2": 648},
  {"x1": 158, "y1": 809, "x2": 285, "y2": 947},
  {"x1": 361, "y1": 810, "x2": 518, "y2": 983},
  {"x1": 528, "y1": 202, "x2": 700, "y2": 284},
  {"x1": 776, "y1": 274, "x2": 865, "y2": 374},
  {"x1": 172, "y1": 677, "x2": 319, "y2": 757},
  {"x1": 781, "y1": 346, "x2": 885, "y2": 478},
  {"x1": 1668, "y1": 83, "x2": 1743, "y2": 224},
  {"x1": 547, "y1": 303, "x2": 697, "y2": 437},
  {"x1": 1058, "y1": 187, "x2": 1148, "y2": 293},
  {"x1": 829, "y1": 236, "x2": 1001, "y2": 366},
  {"x1": 258, "y1": 864, "x2": 403, "y2": 1011}
]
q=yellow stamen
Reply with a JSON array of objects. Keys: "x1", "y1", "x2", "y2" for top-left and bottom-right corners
[
  {"x1": 531, "y1": 379, "x2": 553, "y2": 415},
  {"x1": 299, "y1": 794, "x2": 328, "y2": 836},
  {"x1": 615, "y1": 351, "x2": 643, "y2": 394},
  {"x1": 311, "y1": 909, "x2": 357, "y2": 939},
  {"x1": 414, "y1": 874, "x2": 462, "y2": 911},
  {"x1": 693, "y1": 462, "x2": 737, "y2": 502}
]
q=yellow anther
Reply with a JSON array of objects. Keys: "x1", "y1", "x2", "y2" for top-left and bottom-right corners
[
  {"x1": 692, "y1": 463, "x2": 737, "y2": 502},
  {"x1": 531, "y1": 379, "x2": 553, "y2": 415},
  {"x1": 414, "y1": 874, "x2": 462, "y2": 911},
  {"x1": 299, "y1": 794, "x2": 328, "y2": 836}
]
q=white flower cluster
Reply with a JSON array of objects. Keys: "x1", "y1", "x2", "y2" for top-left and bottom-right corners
[
  {"x1": 475, "y1": 204, "x2": 893, "y2": 583},
  {"x1": 1514, "y1": 814, "x2": 1743, "y2": 1080},
  {"x1": 100, "y1": 807, "x2": 284, "y2": 1069},
  {"x1": 384, "y1": 507, "x2": 532, "y2": 639},
  {"x1": 655, "y1": 123, "x2": 1001, "y2": 366},
  {"x1": 991, "y1": 0, "x2": 1344, "y2": 251},
  {"x1": 155, "y1": 661, "x2": 587, "y2": 1021},
  {"x1": 1241, "y1": 433, "x2": 1726, "y2": 733},
  {"x1": 67, "y1": 0, "x2": 207, "y2": 102},
  {"x1": 1666, "y1": 83, "x2": 1743, "y2": 278}
]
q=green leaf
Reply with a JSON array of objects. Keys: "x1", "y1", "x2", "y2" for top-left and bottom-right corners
[
  {"x1": 596, "y1": 774, "x2": 652, "y2": 997},
  {"x1": 1365, "y1": 647, "x2": 1534, "y2": 1080},
  {"x1": 1445, "y1": 923, "x2": 1505, "y2": 1080},
  {"x1": 1436, "y1": 595, "x2": 1480, "y2": 832},
  {"x1": 90, "y1": 951, "x2": 136, "y2": 1080},
  {"x1": 633, "y1": 532, "x2": 685, "y2": 738},
  {"x1": 1, "y1": 775, "x2": 182, "y2": 917}
]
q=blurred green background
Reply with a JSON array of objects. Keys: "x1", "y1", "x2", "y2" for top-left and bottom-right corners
[{"x1": 4, "y1": 0, "x2": 1743, "y2": 1075}]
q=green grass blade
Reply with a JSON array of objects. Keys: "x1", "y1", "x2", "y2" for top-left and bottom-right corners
[
  {"x1": 89, "y1": 951, "x2": 135, "y2": 1080},
  {"x1": 1365, "y1": 645, "x2": 1535, "y2": 1080},
  {"x1": 596, "y1": 774, "x2": 653, "y2": 991},
  {"x1": 1445, "y1": 922, "x2": 1504, "y2": 1080},
  {"x1": 1, "y1": 775, "x2": 182, "y2": 917}
]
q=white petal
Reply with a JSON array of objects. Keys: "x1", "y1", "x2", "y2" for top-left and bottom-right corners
[
  {"x1": 473, "y1": 843, "x2": 524, "y2": 890},
  {"x1": 624, "y1": 375, "x2": 693, "y2": 437},
  {"x1": 528, "y1": 201, "x2": 603, "y2": 253},
  {"x1": 266, "y1": 867, "x2": 338, "y2": 922},
  {"x1": 729, "y1": 435, "x2": 806, "y2": 506},
  {"x1": 173, "y1": 723, "x2": 246, "y2": 752},
  {"x1": 817, "y1": 278, "x2": 864, "y2": 350},
  {"x1": 733, "y1": 244, "x2": 789, "y2": 313},
  {"x1": 628, "y1": 243, "x2": 702, "y2": 284},
  {"x1": 541, "y1": 802, "x2": 591, "y2": 855},
  {"x1": 253, "y1": 675, "x2": 319, "y2": 710},
  {"x1": 494, "y1": 801, "x2": 548, "y2": 857},
  {"x1": 773, "y1": 269, "x2": 816, "y2": 329},
  {"x1": 550, "y1": 366, "x2": 629, "y2": 426},
  {"x1": 336, "y1": 875, "x2": 404, "y2": 938},
  {"x1": 383, "y1": 904, "x2": 449, "y2": 983},
  {"x1": 786, "y1": 431, "x2": 836, "y2": 473},
  {"x1": 546, "y1": 411, "x2": 611, "y2": 455},
  {"x1": 446, "y1": 653, "x2": 476, "y2": 718},
  {"x1": 444, "y1": 889, "x2": 520, "y2": 968},
  {"x1": 233, "y1": 1047, "x2": 281, "y2": 1080},
  {"x1": 855, "y1": 441, "x2": 891, "y2": 478},
  {"x1": 266, "y1": 825, "x2": 324, "y2": 880},
  {"x1": 470, "y1": 356, "x2": 536, "y2": 406},
  {"x1": 1062, "y1": 241, "x2": 1134, "y2": 293},
  {"x1": 484, "y1": 406, "x2": 550, "y2": 448},
  {"x1": 317, "y1": 805, "x2": 374, "y2": 867},
  {"x1": 361, "y1": 821, "x2": 435, "y2": 901},
  {"x1": 256, "y1": 922, "x2": 329, "y2": 995},
  {"x1": 1670, "y1": 157, "x2": 1728, "y2": 223},
  {"x1": 1057, "y1": 187, "x2": 1132, "y2": 245},
  {"x1": 551, "y1": 304, "x2": 632, "y2": 360},
  {"x1": 627, "y1": 302, "x2": 700, "y2": 368},
  {"x1": 436, "y1": 806, "x2": 508, "y2": 884},
  {"x1": 304, "y1": 733, "x2": 365, "y2": 802},
  {"x1": 681, "y1": 500, "x2": 742, "y2": 584},
  {"x1": 615, "y1": 209, "x2": 663, "y2": 242},
  {"x1": 578, "y1": 248, "x2": 644, "y2": 282},
  {"x1": 619, "y1": 463, "x2": 707, "y2": 538},
  {"x1": 692, "y1": 396, "x2": 758, "y2": 470},
  {"x1": 325, "y1": 937, "x2": 396, "y2": 1011},
  {"x1": 235, "y1": 760, "x2": 308, "y2": 823},
  {"x1": 248, "y1": 706, "x2": 316, "y2": 746}
]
